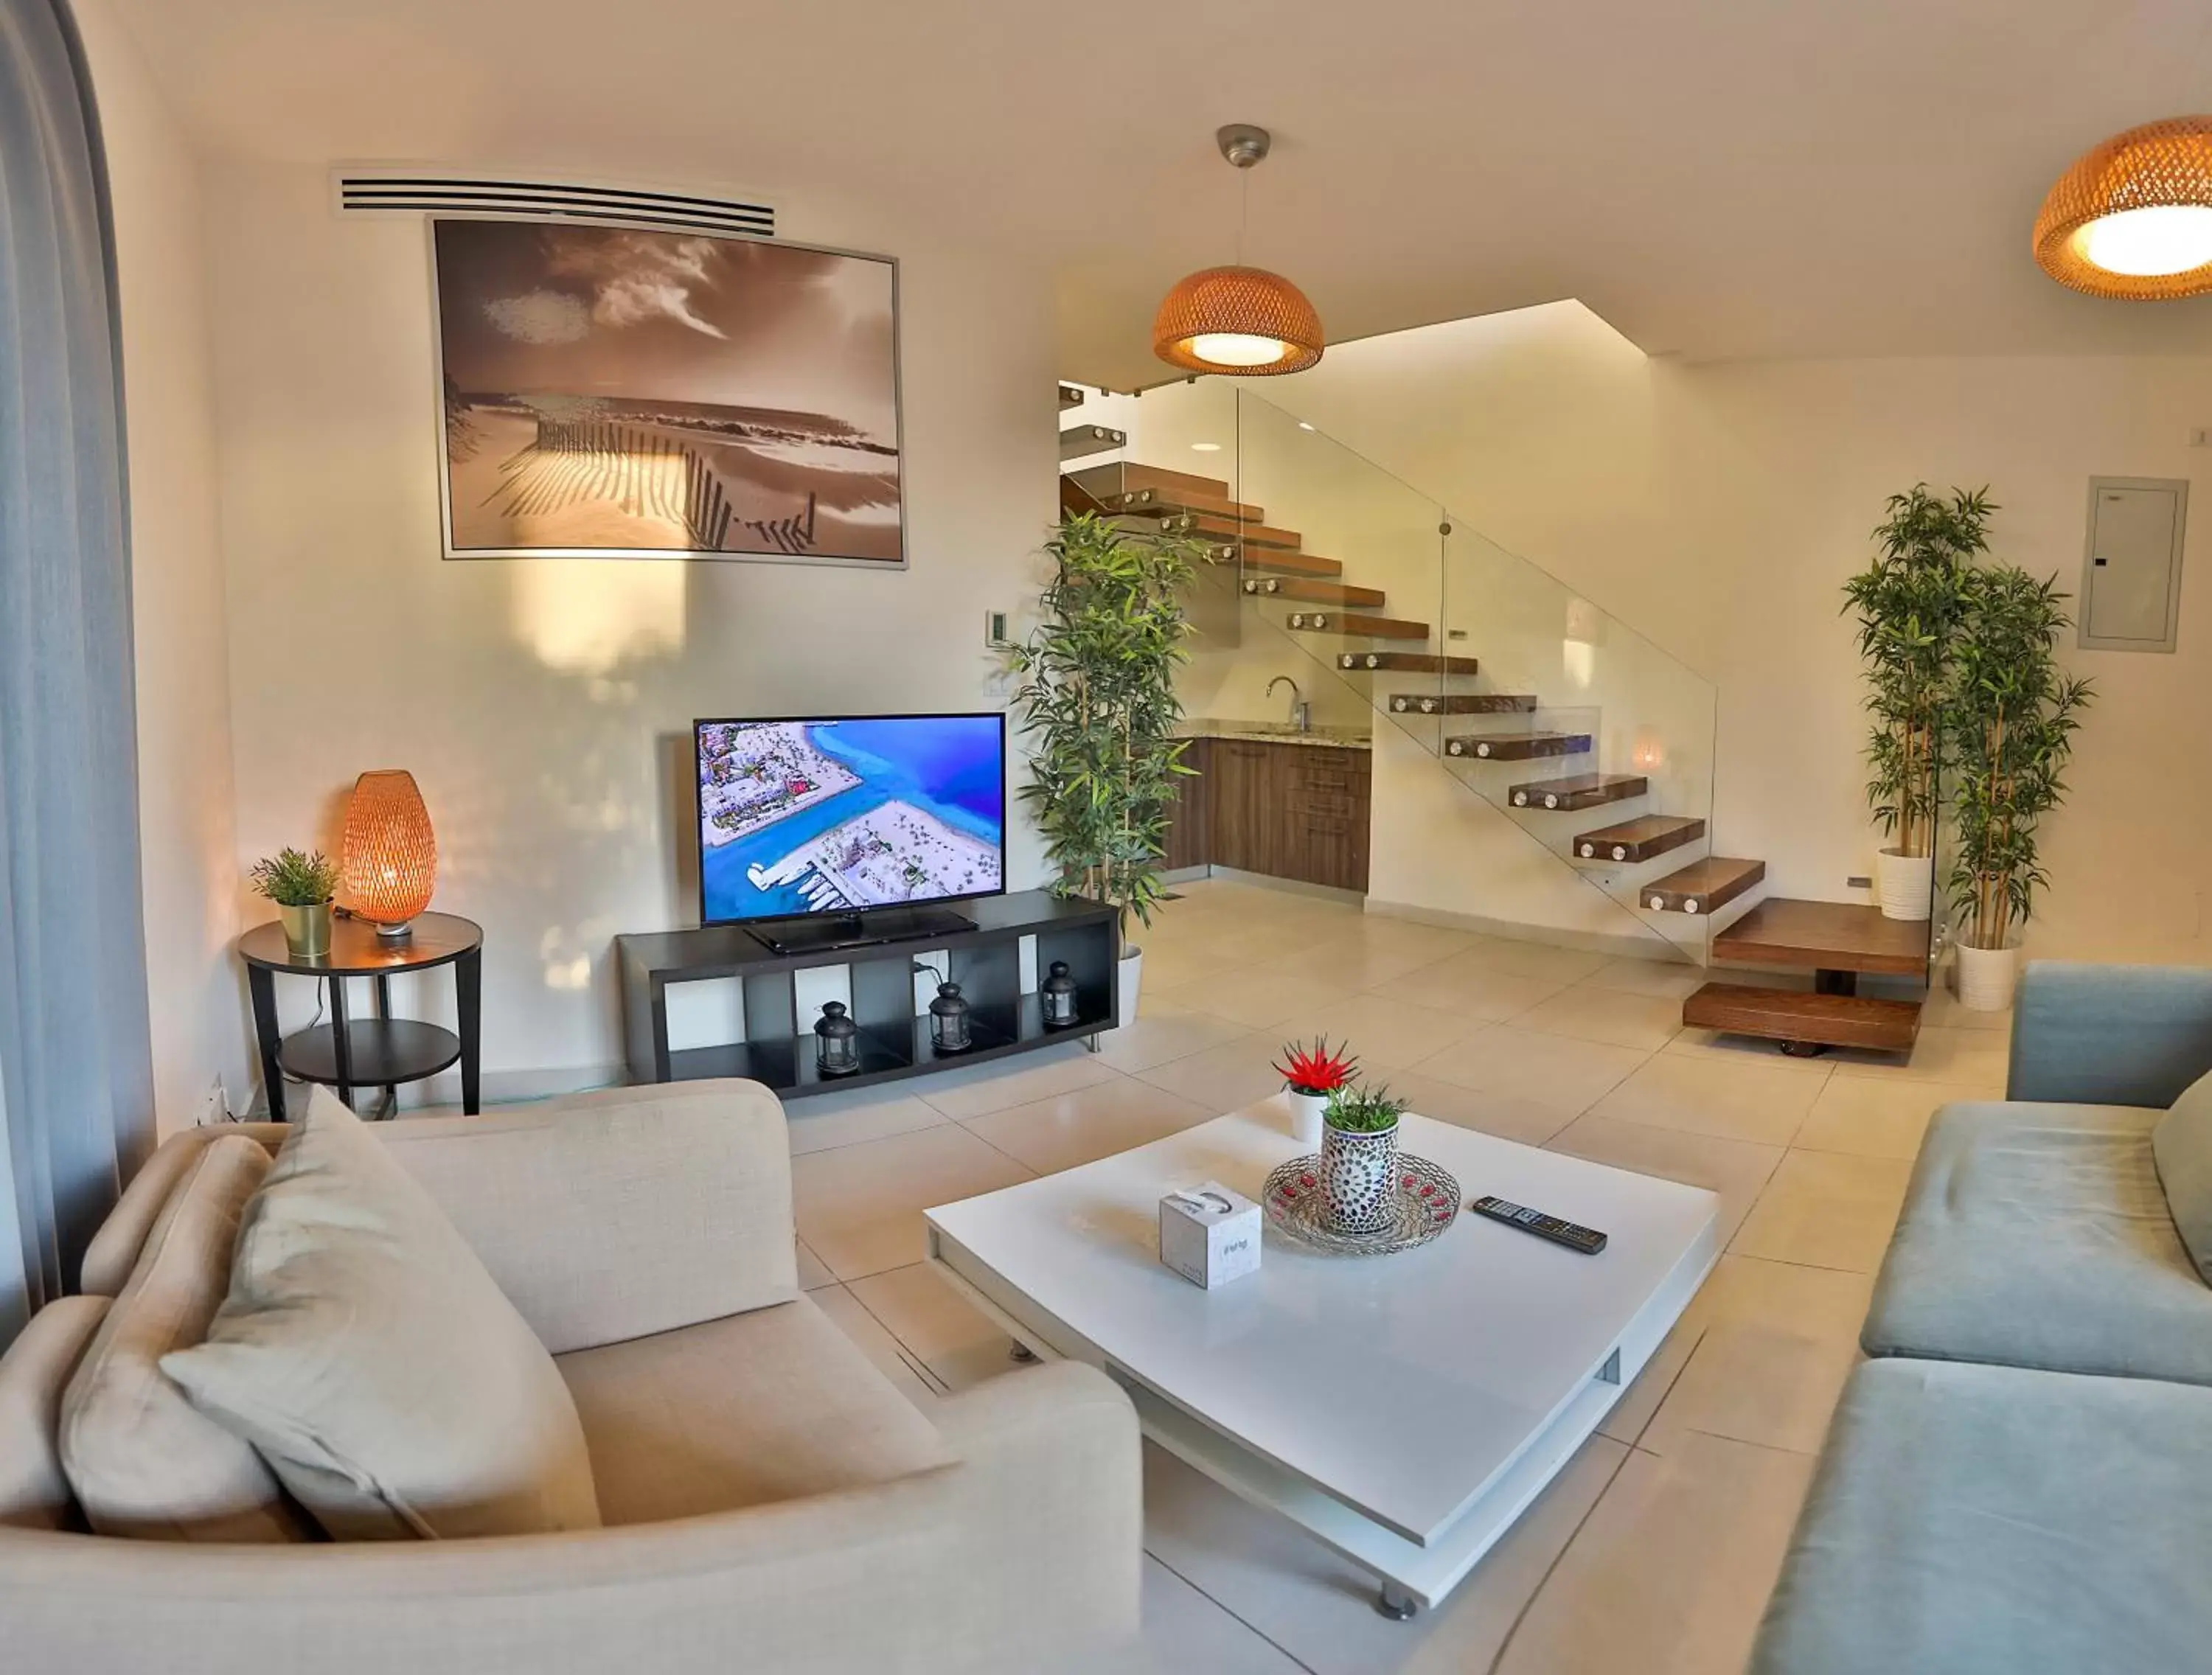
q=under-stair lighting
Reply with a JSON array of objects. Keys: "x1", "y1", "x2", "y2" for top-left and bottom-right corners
[
  {"x1": 2034, "y1": 116, "x2": 2212, "y2": 298},
  {"x1": 1191, "y1": 442, "x2": 1223, "y2": 452},
  {"x1": 1153, "y1": 125, "x2": 1323, "y2": 376}
]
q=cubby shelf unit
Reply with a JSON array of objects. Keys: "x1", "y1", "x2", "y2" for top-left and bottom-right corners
[{"x1": 616, "y1": 891, "x2": 1121, "y2": 1101}]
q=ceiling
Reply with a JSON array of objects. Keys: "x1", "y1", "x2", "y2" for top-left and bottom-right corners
[{"x1": 110, "y1": 0, "x2": 2212, "y2": 389}]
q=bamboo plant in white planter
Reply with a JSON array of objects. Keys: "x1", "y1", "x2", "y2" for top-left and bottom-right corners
[
  {"x1": 1943, "y1": 565, "x2": 2093, "y2": 1011},
  {"x1": 1843, "y1": 486, "x2": 1987, "y2": 921},
  {"x1": 1009, "y1": 511, "x2": 1200, "y2": 1020}
]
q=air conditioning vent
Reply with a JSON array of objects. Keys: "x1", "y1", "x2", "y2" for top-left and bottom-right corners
[{"x1": 332, "y1": 168, "x2": 775, "y2": 239}]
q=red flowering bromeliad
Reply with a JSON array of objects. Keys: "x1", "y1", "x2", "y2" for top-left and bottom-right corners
[{"x1": 1273, "y1": 1037, "x2": 1360, "y2": 1097}]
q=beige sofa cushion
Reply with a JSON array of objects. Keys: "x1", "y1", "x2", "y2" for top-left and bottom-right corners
[
  {"x1": 59, "y1": 1135, "x2": 310, "y2": 1542},
  {"x1": 377, "y1": 1079, "x2": 798, "y2": 1354},
  {"x1": 0, "y1": 1295, "x2": 108, "y2": 1529},
  {"x1": 163, "y1": 1087, "x2": 601, "y2": 1540},
  {"x1": 78, "y1": 1123, "x2": 287, "y2": 1295},
  {"x1": 557, "y1": 1292, "x2": 952, "y2": 1526}
]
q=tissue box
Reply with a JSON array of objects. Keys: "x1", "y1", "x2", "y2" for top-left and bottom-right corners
[{"x1": 1158, "y1": 1182, "x2": 1262, "y2": 1289}]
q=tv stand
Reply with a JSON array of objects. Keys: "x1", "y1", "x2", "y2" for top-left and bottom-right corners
[
  {"x1": 752, "y1": 904, "x2": 978, "y2": 958},
  {"x1": 615, "y1": 891, "x2": 1119, "y2": 1103}
]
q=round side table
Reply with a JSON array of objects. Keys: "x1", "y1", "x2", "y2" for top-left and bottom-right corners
[{"x1": 239, "y1": 911, "x2": 483, "y2": 1120}]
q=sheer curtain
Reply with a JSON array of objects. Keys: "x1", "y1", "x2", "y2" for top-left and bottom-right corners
[{"x1": 0, "y1": 0, "x2": 154, "y2": 1340}]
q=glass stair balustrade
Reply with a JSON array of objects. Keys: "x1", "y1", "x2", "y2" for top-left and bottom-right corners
[{"x1": 1056, "y1": 380, "x2": 1728, "y2": 965}]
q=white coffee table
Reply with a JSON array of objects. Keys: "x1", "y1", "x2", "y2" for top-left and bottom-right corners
[{"x1": 925, "y1": 1097, "x2": 1719, "y2": 1617}]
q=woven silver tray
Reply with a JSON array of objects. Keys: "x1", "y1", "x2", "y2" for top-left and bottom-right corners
[{"x1": 1261, "y1": 1152, "x2": 1462, "y2": 1256}]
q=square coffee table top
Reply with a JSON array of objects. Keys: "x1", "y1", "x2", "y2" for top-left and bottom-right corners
[{"x1": 926, "y1": 1100, "x2": 1719, "y2": 1547}]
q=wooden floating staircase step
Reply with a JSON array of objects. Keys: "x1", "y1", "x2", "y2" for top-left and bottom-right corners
[
  {"x1": 1207, "y1": 544, "x2": 1344, "y2": 579},
  {"x1": 1338, "y1": 651, "x2": 1481, "y2": 675},
  {"x1": 1245, "y1": 577, "x2": 1385, "y2": 608},
  {"x1": 1166, "y1": 512, "x2": 1304, "y2": 549},
  {"x1": 1387, "y1": 693, "x2": 1537, "y2": 716},
  {"x1": 1711, "y1": 899, "x2": 1931, "y2": 977},
  {"x1": 1573, "y1": 815, "x2": 1705, "y2": 864},
  {"x1": 1508, "y1": 773, "x2": 1648, "y2": 811},
  {"x1": 1682, "y1": 983, "x2": 1922, "y2": 1053},
  {"x1": 1286, "y1": 612, "x2": 1430, "y2": 641},
  {"x1": 1060, "y1": 475, "x2": 1109, "y2": 519},
  {"x1": 1644, "y1": 856, "x2": 1764, "y2": 915},
  {"x1": 1059, "y1": 423, "x2": 1126, "y2": 462},
  {"x1": 1068, "y1": 462, "x2": 1229, "y2": 502},
  {"x1": 1107, "y1": 487, "x2": 1265, "y2": 522},
  {"x1": 1443, "y1": 732, "x2": 1591, "y2": 762}
]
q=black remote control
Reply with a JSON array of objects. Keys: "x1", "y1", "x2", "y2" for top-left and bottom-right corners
[{"x1": 1469, "y1": 1196, "x2": 1607, "y2": 1255}]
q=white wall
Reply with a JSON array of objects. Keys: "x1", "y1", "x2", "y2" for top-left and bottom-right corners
[
  {"x1": 1264, "y1": 304, "x2": 2212, "y2": 966},
  {"x1": 205, "y1": 162, "x2": 1059, "y2": 1093},
  {"x1": 74, "y1": 0, "x2": 248, "y2": 1134}
]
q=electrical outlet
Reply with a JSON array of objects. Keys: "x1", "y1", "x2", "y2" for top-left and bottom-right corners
[
  {"x1": 197, "y1": 1077, "x2": 230, "y2": 1127},
  {"x1": 984, "y1": 610, "x2": 1011, "y2": 648}
]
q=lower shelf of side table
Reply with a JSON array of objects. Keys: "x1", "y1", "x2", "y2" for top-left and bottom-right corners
[{"x1": 278, "y1": 1020, "x2": 463, "y2": 1088}]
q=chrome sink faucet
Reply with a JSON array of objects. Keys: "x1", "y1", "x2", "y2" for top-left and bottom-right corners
[{"x1": 1267, "y1": 675, "x2": 1311, "y2": 734}]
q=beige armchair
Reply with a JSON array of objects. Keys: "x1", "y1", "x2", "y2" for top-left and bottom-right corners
[{"x1": 0, "y1": 1081, "x2": 1146, "y2": 1674}]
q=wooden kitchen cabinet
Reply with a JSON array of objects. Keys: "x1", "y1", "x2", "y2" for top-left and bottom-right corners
[
  {"x1": 1163, "y1": 736, "x2": 1212, "y2": 871},
  {"x1": 1166, "y1": 736, "x2": 1370, "y2": 893}
]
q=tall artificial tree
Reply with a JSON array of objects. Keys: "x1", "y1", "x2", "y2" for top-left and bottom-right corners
[
  {"x1": 1842, "y1": 486, "x2": 1990, "y2": 861},
  {"x1": 1944, "y1": 565, "x2": 2093, "y2": 951},
  {"x1": 1009, "y1": 512, "x2": 1200, "y2": 941}
]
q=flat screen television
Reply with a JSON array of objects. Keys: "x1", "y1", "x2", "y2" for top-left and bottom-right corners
[{"x1": 695, "y1": 713, "x2": 1006, "y2": 947}]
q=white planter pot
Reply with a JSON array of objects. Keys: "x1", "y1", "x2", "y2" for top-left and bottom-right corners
[
  {"x1": 1284, "y1": 1089, "x2": 1327, "y2": 1148},
  {"x1": 1955, "y1": 941, "x2": 2020, "y2": 1013},
  {"x1": 1875, "y1": 847, "x2": 1933, "y2": 922},
  {"x1": 1116, "y1": 948, "x2": 1143, "y2": 1023},
  {"x1": 1319, "y1": 1121, "x2": 1399, "y2": 1236}
]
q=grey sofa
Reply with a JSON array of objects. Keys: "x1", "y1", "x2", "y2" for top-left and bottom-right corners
[
  {"x1": 0, "y1": 1081, "x2": 1146, "y2": 1674},
  {"x1": 1753, "y1": 963, "x2": 2212, "y2": 1673}
]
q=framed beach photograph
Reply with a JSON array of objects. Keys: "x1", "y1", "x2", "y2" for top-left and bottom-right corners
[{"x1": 430, "y1": 217, "x2": 902, "y2": 565}]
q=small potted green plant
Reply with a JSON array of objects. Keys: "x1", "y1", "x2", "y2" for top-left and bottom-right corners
[
  {"x1": 1318, "y1": 1084, "x2": 1408, "y2": 1236},
  {"x1": 250, "y1": 848, "x2": 341, "y2": 959},
  {"x1": 1274, "y1": 1037, "x2": 1360, "y2": 1147}
]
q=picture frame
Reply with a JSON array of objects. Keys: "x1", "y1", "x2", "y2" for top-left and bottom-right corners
[{"x1": 428, "y1": 215, "x2": 905, "y2": 566}]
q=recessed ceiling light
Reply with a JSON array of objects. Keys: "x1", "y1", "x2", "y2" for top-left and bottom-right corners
[
  {"x1": 1191, "y1": 442, "x2": 1223, "y2": 453},
  {"x1": 2035, "y1": 116, "x2": 2212, "y2": 299},
  {"x1": 1298, "y1": 422, "x2": 1315, "y2": 431}
]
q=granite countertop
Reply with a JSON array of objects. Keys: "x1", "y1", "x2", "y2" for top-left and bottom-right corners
[{"x1": 1176, "y1": 719, "x2": 1374, "y2": 751}]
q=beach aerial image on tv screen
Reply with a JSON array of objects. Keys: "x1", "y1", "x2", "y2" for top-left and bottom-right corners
[{"x1": 698, "y1": 718, "x2": 1003, "y2": 922}]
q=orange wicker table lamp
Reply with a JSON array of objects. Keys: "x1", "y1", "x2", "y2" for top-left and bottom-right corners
[{"x1": 341, "y1": 770, "x2": 437, "y2": 939}]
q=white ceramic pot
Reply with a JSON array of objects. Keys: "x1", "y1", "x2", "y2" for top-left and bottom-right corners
[
  {"x1": 1319, "y1": 1121, "x2": 1399, "y2": 1236},
  {"x1": 1955, "y1": 940, "x2": 2020, "y2": 1013},
  {"x1": 1284, "y1": 1089, "x2": 1327, "y2": 1148},
  {"x1": 1116, "y1": 947, "x2": 1143, "y2": 1023},
  {"x1": 1875, "y1": 847, "x2": 1934, "y2": 922}
]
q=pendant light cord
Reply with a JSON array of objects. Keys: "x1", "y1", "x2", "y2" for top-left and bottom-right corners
[{"x1": 1237, "y1": 167, "x2": 1251, "y2": 267}]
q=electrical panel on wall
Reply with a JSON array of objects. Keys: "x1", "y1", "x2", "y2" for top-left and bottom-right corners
[
  {"x1": 330, "y1": 167, "x2": 776, "y2": 240},
  {"x1": 2079, "y1": 477, "x2": 2188, "y2": 652}
]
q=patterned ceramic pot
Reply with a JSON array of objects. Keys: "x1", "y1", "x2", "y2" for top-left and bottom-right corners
[{"x1": 1319, "y1": 1119, "x2": 1399, "y2": 1236}]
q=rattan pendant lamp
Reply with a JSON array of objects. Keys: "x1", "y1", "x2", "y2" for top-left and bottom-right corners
[
  {"x1": 2034, "y1": 116, "x2": 2212, "y2": 299},
  {"x1": 1153, "y1": 124, "x2": 1323, "y2": 375}
]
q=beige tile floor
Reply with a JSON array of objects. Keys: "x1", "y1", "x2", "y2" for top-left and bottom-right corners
[{"x1": 785, "y1": 877, "x2": 2006, "y2": 1674}]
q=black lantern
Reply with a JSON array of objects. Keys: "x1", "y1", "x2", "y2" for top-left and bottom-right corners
[
  {"x1": 815, "y1": 1001, "x2": 862, "y2": 1077},
  {"x1": 929, "y1": 981, "x2": 973, "y2": 1055},
  {"x1": 1041, "y1": 961, "x2": 1080, "y2": 1029}
]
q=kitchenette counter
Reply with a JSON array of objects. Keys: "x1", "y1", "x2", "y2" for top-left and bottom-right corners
[{"x1": 1176, "y1": 719, "x2": 1374, "y2": 751}]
